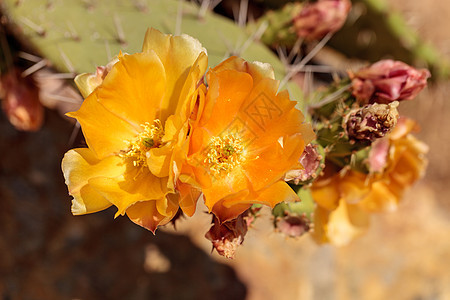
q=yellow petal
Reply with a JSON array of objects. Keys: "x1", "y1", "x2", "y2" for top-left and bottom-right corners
[
  {"x1": 310, "y1": 177, "x2": 340, "y2": 211},
  {"x1": 61, "y1": 148, "x2": 126, "y2": 215},
  {"x1": 142, "y1": 28, "x2": 207, "y2": 121},
  {"x1": 96, "y1": 51, "x2": 166, "y2": 126},
  {"x1": 359, "y1": 181, "x2": 398, "y2": 212},
  {"x1": 327, "y1": 199, "x2": 370, "y2": 246},
  {"x1": 67, "y1": 94, "x2": 138, "y2": 159},
  {"x1": 88, "y1": 167, "x2": 168, "y2": 217}
]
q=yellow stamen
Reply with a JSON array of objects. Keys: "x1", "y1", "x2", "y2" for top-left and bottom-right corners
[
  {"x1": 204, "y1": 134, "x2": 246, "y2": 176},
  {"x1": 121, "y1": 119, "x2": 165, "y2": 167}
]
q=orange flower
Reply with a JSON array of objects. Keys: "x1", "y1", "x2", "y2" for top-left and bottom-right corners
[
  {"x1": 181, "y1": 56, "x2": 315, "y2": 222},
  {"x1": 311, "y1": 118, "x2": 428, "y2": 245},
  {"x1": 62, "y1": 29, "x2": 207, "y2": 232}
]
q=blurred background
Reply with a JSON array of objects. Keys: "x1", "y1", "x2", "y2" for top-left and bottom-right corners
[{"x1": 1, "y1": 0, "x2": 449, "y2": 299}]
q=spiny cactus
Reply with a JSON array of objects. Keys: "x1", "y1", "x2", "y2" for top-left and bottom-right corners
[
  {"x1": 0, "y1": 0, "x2": 286, "y2": 79},
  {"x1": 249, "y1": 0, "x2": 449, "y2": 79}
]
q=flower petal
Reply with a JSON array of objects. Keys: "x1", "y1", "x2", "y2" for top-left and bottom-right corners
[
  {"x1": 96, "y1": 51, "x2": 166, "y2": 126},
  {"x1": 88, "y1": 167, "x2": 168, "y2": 217},
  {"x1": 67, "y1": 94, "x2": 138, "y2": 159},
  {"x1": 125, "y1": 198, "x2": 178, "y2": 233},
  {"x1": 61, "y1": 148, "x2": 126, "y2": 215},
  {"x1": 142, "y1": 28, "x2": 207, "y2": 121},
  {"x1": 327, "y1": 199, "x2": 369, "y2": 246}
]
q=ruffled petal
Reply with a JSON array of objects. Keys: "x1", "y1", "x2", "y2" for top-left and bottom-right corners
[
  {"x1": 177, "y1": 181, "x2": 201, "y2": 217},
  {"x1": 96, "y1": 51, "x2": 166, "y2": 126},
  {"x1": 142, "y1": 28, "x2": 207, "y2": 121},
  {"x1": 87, "y1": 167, "x2": 168, "y2": 217},
  {"x1": 67, "y1": 94, "x2": 138, "y2": 159},
  {"x1": 125, "y1": 197, "x2": 178, "y2": 233},
  {"x1": 61, "y1": 148, "x2": 126, "y2": 215}
]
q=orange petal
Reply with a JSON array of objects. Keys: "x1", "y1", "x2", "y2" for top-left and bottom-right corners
[
  {"x1": 126, "y1": 198, "x2": 177, "y2": 233},
  {"x1": 88, "y1": 167, "x2": 168, "y2": 217},
  {"x1": 310, "y1": 177, "x2": 340, "y2": 211},
  {"x1": 96, "y1": 51, "x2": 166, "y2": 126},
  {"x1": 61, "y1": 148, "x2": 126, "y2": 215},
  {"x1": 67, "y1": 95, "x2": 138, "y2": 159},
  {"x1": 213, "y1": 180, "x2": 298, "y2": 223},
  {"x1": 177, "y1": 181, "x2": 201, "y2": 217}
]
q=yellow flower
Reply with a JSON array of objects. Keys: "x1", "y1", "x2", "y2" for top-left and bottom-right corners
[
  {"x1": 311, "y1": 118, "x2": 428, "y2": 245},
  {"x1": 181, "y1": 56, "x2": 315, "y2": 222},
  {"x1": 62, "y1": 28, "x2": 207, "y2": 232}
]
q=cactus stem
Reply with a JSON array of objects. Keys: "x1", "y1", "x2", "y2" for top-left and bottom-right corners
[{"x1": 19, "y1": 17, "x2": 45, "y2": 36}]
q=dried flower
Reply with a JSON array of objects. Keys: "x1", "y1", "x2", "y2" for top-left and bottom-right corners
[
  {"x1": 0, "y1": 67, "x2": 43, "y2": 131},
  {"x1": 293, "y1": 0, "x2": 352, "y2": 41},
  {"x1": 311, "y1": 118, "x2": 428, "y2": 245},
  {"x1": 343, "y1": 102, "x2": 399, "y2": 141},
  {"x1": 62, "y1": 28, "x2": 207, "y2": 232},
  {"x1": 182, "y1": 56, "x2": 315, "y2": 222},
  {"x1": 349, "y1": 59, "x2": 431, "y2": 104},
  {"x1": 205, "y1": 212, "x2": 249, "y2": 259}
]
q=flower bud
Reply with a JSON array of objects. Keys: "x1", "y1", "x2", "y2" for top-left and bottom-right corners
[
  {"x1": 74, "y1": 56, "x2": 119, "y2": 98},
  {"x1": 349, "y1": 59, "x2": 431, "y2": 104},
  {"x1": 285, "y1": 143, "x2": 325, "y2": 185},
  {"x1": 293, "y1": 0, "x2": 351, "y2": 41},
  {"x1": 205, "y1": 212, "x2": 249, "y2": 259},
  {"x1": 0, "y1": 67, "x2": 43, "y2": 131},
  {"x1": 343, "y1": 102, "x2": 399, "y2": 142}
]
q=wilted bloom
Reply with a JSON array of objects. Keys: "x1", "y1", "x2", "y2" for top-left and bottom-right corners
[
  {"x1": 293, "y1": 0, "x2": 352, "y2": 41},
  {"x1": 343, "y1": 101, "x2": 399, "y2": 141},
  {"x1": 182, "y1": 56, "x2": 315, "y2": 222},
  {"x1": 311, "y1": 118, "x2": 428, "y2": 245},
  {"x1": 205, "y1": 212, "x2": 249, "y2": 259},
  {"x1": 62, "y1": 28, "x2": 207, "y2": 232},
  {"x1": 349, "y1": 59, "x2": 431, "y2": 104},
  {"x1": 284, "y1": 143, "x2": 325, "y2": 185},
  {"x1": 0, "y1": 67, "x2": 43, "y2": 131}
]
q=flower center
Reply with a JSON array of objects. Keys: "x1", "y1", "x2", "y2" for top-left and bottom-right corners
[
  {"x1": 121, "y1": 119, "x2": 164, "y2": 167},
  {"x1": 204, "y1": 134, "x2": 246, "y2": 176}
]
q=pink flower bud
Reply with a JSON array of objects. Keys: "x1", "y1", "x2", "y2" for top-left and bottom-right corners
[
  {"x1": 0, "y1": 68, "x2": 43, "y2": 131},
  {"x1": 293, "y1": 0, "x2": 351, "y2": 41},
  {"x1": 350, "y1": 60, "x2": 431, "y2": 104},
  {"x1": 285, "y1": 143, "x2": 324, "y2": 185}
]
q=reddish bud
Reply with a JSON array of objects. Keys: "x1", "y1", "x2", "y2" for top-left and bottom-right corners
[
  {"x1": 349, "y1": 59, "x2": 431, "y2": 104},
  {"x1": 0, "y1": 67, "x2": 43, "y2": 131},
  {"x1": 293, "y1": 0, "x2": 351, "y2": 41}
]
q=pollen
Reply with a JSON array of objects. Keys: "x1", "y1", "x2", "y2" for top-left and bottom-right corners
[
  {"x1": 121, "y1": 119, "x2": 165, "y2": 167},
  {"x1": 204, "y1": 134, "x2": 246, "y2": 176}
]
